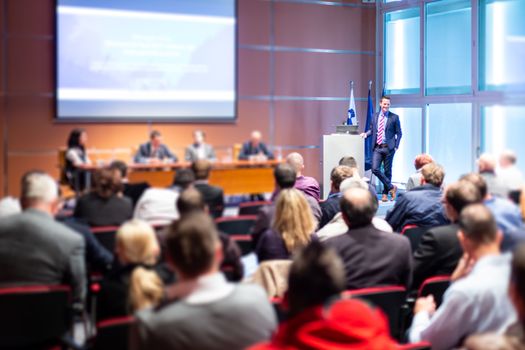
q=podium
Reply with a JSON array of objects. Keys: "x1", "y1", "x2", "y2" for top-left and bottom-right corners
[{"x1": 322, "y1": 134, "x2": 364, "y2": 199}]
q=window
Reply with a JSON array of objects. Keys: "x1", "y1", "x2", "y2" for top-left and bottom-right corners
[
  {"x1": 425, "y1": 0, "x2": 471, "y2": 95},
  {"x1": 426, "y1": 103, "x2": 473, "y2": 182},
  {"x1": 384, "y1": 8, "x2": 420, "y2": 94},
  {"x1": 479, "y1": 0, "x2": 525, "y2": 91}
]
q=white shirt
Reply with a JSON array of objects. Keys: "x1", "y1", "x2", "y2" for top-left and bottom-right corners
[
  {"x1": 133, "y1": 187, "x2": 180, "y2": 226},
  {"x1": 498, "y1": 166, "x2": 524, "y2": 192},
  {"x1": 315, "y1": 212, "x2": 393, "y2": 242},
  {"x1": 409, "y1": 253, "x2": 516, "y2": 350},
  {"x1": 184, "y1": 273, "x2": 235, "y2": 305}
]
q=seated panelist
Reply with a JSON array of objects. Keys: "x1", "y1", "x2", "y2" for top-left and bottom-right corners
[
  {"x1": 134, "y1": 130, "x2": 178, "y2": 164},
  {"x1": 238, "y1": 130, "x2": 274, "y2": 161},
  {"x1": 185, "y1": 130, "x2": 216, "y2": 162}
]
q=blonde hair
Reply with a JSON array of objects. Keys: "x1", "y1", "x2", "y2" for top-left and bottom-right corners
[
  {"x1": 116, "y1": 219, "x2": 159, "y2": 265},
  {"x1": 273, "y1": 189, "x2": 316, "y2": 253},
  {"x1": 129, "y1": 267, "x2": 164, "y2": 311}
]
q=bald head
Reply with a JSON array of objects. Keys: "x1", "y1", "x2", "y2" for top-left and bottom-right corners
[
  {"x1": 250, "y1": 130, "x2": 262, "y2": 146},
  {"x1": 340, "y1": 187, "x2": 377, "y2": 228},
  {"x1": 500, "y1": 150, "x2": 517, "y2": 168},
  {"x1": 478, "y1": 153, "x2": 497, "y2": 173},
  {"x1": 286, "y1": 152, "x2": 304, "y2": 175}
]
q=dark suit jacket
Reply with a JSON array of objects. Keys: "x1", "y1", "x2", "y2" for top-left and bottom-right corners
[
  {"x1": 194, "y1": 182, "x2": 225, "y2": 218},
  {"x1": 0, "y1": 209, "x2": 86, "y2": 302},
  {"x1": 319, "y1": 195, "x2": 341, "y2": 229},
  {"x1": 366, "y1": 111, "x2": 402, "y2": 151},
  {"x1": 238, "y1": 142, "x2": 274, "y2": 160},
  {"x1": 412, "y1": 223, "x2": 462, "y2": 288},
  {"x1": 74, "y1": 192, "x2": 133, "y2": 227},
  {"x1": 134, "y1": 142, "x2": 178, "y2": 163},
  {"x1": 123, "y1": 182, "x2": 150, "y2": 208},
  {"x1": 322, "y1": 224, "x2": 412, "y2": 290}
]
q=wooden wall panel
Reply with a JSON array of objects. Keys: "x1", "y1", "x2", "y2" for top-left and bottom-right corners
[
  {"x1": 275, "y1": 2, "x2": 375, "y2": 51},
  {"x1": 7, "y1": 38, "x2": 53, "y2": 93},
  {"x1": 238, "y1": 0, "x2": 271, "y2": 45},
  {"x1": 6, "y1": 0, "x2": 53, "y2": 36},
  {"x1": 238, "y1": 49, "x2": 271, "y2": 96}
]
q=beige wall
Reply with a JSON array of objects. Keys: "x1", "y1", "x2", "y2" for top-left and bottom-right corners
[{"x1": 0, "y1": 0, "x2": 376, "y2": 196}]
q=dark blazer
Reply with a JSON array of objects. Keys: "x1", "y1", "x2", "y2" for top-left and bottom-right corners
[
  {"x1": 74, "y1": 192, "x2": 133, "y2": 227},
  {"x1": 322, "y1": 224, "x2": 412, "y2": 290},
  {"x1": 134, "y1": 142, "x2": 178, "y2": 163},
  {"x1": 255, "y1": 229, "x2": 290, "y2": 263},
  {"x1": 0, "y1": 209, "x2": 86, "y2": 302},
  {"x1": 123, "y1": 182, "x2": 150, "y2": 208},
  {"x1": 366, "y1": 111, "x2": 402, "y2": 151},
  {"x1": 194, "y1": 182, "x2": 225, "y2": 218},
  {"x1": 412, "y1": 223, "x2": 462, "y2": 288},
  {"x1": 319, "y1": 195, "x2": 342, "y2": 229},
  {"x1": 238, "y1": 142, "x2": 274, "y2": 160}
]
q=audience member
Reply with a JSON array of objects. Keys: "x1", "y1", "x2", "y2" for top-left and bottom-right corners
[
  {"x1": 412, "y1": 180, "x2": 482, "y2": 288},
  {"x1": 109, "y1": 160, "x2": 150, "y2": 208},
  {"x1": 498, "y1": 149, "x2": 524, "y2": 196},
  {"x1": 322, "y1": 187, "x2": 412, "y2": 289},
  {"x1": 184, "y1": 130, "x2": 217, "y2": 162},
  {"x1": 238, "y1": 130, "x2": 274, "y2": 160},
  {"x1": 285, "y1": 152, "x2": 320, "y2": 201},
  {"x1": 97, "y1": 219, "x2": 173, "y2": 320},
  {"x1": 478, "y1": 153, "x2": 508, "y2": 198},
  {"x1": 319, "y1": 165, "x2": 354, "y2": 228},
  {"x1": 250, "y1": 242, "x2": 398, "y2": 350},
  {"x1": 465, "y1": 243, "x2": 525, "y2": 350},
  {"x1": 172, "y1": 187, "x2": 243, "y2": 281},
  {"x1": 64, "y1": 128, "x2": 91, "y2": 191},
  {"x1": 386, "y1": 163, "x2": 449, "y2": 232},
  {"x1": 131, "y1": 212, "x2": 277, "y2": 350},
  {"x1": 316, "y1": 177, "x2": 392, "y2": 242},
  {"x1": 409, "y1": 204, "x2": 516, "y2": 349},
  {"x1": 191, "y1": 159, "x2": 224, "y2": 218},
  {"x1": 406, "y1": 153, "x2": 434, "y2": 191},
  {"x1": 461, "y1": 173, "x2": 523, "y2": 252},
  {"x1": 74, "y1": 168, "x2": 133, "y2": 226},
  {"x1": 251, "y1": 163, "x2": 321, "y2": 247},
  {"x1": 0, "y1": 171, "x2": 86, "y2": 303},
  {"x1": 256, "y1": 188, "x2": 316, "y2": 262},
  {"x1": 134, "y1": 130, "x2": 177, "y2": 164},
  {"x1": 338, "y1": 155, "x2": 377, "y2": 199},
  {"x1": 133, "y1": 168, "x2": 194, "y2": 225}
]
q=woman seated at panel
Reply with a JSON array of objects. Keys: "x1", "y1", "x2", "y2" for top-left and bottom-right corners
[
  {"x1": 74, "y1": 168, "x2": 133, "y2": 227},
  {"x1": 96, "y1": 219, "x2": 174, "y2": 321},
  {"x1": 256, "y1": 188, "x2": 317, "y2": 262},
  {"x1": 64, "y1": 128, "x2": 91, "y2": 192}
]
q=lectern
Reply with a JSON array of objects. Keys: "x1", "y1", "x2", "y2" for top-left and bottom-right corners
[{"x1": 322, "y1": 133, "x2": 364, "y2": 199}]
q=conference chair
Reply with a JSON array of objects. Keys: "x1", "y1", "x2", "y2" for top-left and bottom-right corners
[
  {"x1": 238, "y1": 200, "x2": 272, "y2": 215},
  {"x1": 401, "y1": 225, "x2": 429, "y2": 252},
  {"x1": 0, "y1": 285, "x2": 73, "y2": 348},
  {"x1": 91, "y1": 316, "x2": 135, "y2": 350},
  {"x1": 417, "y1": 275, "x2": 451, "y2": 308},
  {"x1": 343, "y1": 286, "x2": 407, "y2": 340},
  {"x1": 230, "y1": 234, "x2": 254, "y2": 256},
  {"x1": 91, "y1": 225, "x2": 120, "y2": 253},
  {"x1": 215, "y1": 215, "x2": 258, "y2": 235}
]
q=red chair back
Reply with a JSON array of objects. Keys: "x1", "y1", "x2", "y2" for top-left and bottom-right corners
[
  {"x1": 0, "y1": 285, "x2": 72, "y2": 348},
  {"x1": 92, "y1": 316, "x2": 135, "y2": 350},
  {"x1": 215, "y1": 215, "x2": 258, "y2": 235},
  {"x1": 343, "y1": 286, "x2": 407, "y2": 339},
  {"x1": 238, "y1": 200, "x2": 272, "y2": 215},
  {"x1": 418, "y1": 275, "x2": 451, "y2": 308}
]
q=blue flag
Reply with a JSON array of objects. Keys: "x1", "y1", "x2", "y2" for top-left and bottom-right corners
[
  {"x1": 347, "y1": 83, "x2": 357, "y2": 126},
  {"x1": 364, "y1": 87, "x2": 374, "y2": 171}
]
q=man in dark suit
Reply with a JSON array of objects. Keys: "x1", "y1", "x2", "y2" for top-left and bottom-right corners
[
  {"x1": 238, "y1": 130, "x2": 274, "y2": 160},
  {"x1": 319, "y1": 165, "x2": 354, "y2": 228},
  {"x1": 412, "y1": 180, "x2": 482, "y2": 288},
  {"x1": 134, "y1": 130, "x2": 178, "y2": 163},
  {"x1": 0, "y1": 171, "x2": 86, "y2": 303},
  {"x1": 322, "y1": 187, "x2": 412, "y2": 289},
  {"x1": 361, "y1": 96, "x2": 402, "y2": 202},
  {"x1": 192, "y1": 159, "x2": 224, "y2": 218}
]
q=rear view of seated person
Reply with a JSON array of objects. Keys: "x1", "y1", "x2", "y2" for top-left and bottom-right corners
[
  {"x1": 238, "y1": 130, "x2": 274, "y2": 160},
  {"x1": 74, "y1": 168, "x2": 133, "y2": 227},
  {"x1": 109, "y1": 160, "x2": 150, "y2": 209},
  {"x1": 191, "y1": 159, "x2": 224, "y2": 218},
  {"x1": 256, "y1": 188, "x2": 317, "y2": 262},
  {"x1": 386, "y1": 162, "x2": 449, "y2": 232},
  {"x1": 134, "y1": 130, "x2": 177, "y2": 164},
  {"x1": 131, "y1": 212, "x2": 277, "y2": 350},
  {"x1": 319, "y1": 165, "x2": 354, "y2": 228},
  {"x1": 406, "y1": 153, "x2": 434, "y2": 191},
  {"x1": 97, "y1": 219, "x2": 174, "y2": 321},
  {"x1": 250, "y1": 242, "x2": 398, "y2": 350}
]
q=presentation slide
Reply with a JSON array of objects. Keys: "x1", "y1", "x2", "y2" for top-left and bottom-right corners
[{"x1": 56, "y1": 0, "x2": 236, "y2": 121}]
